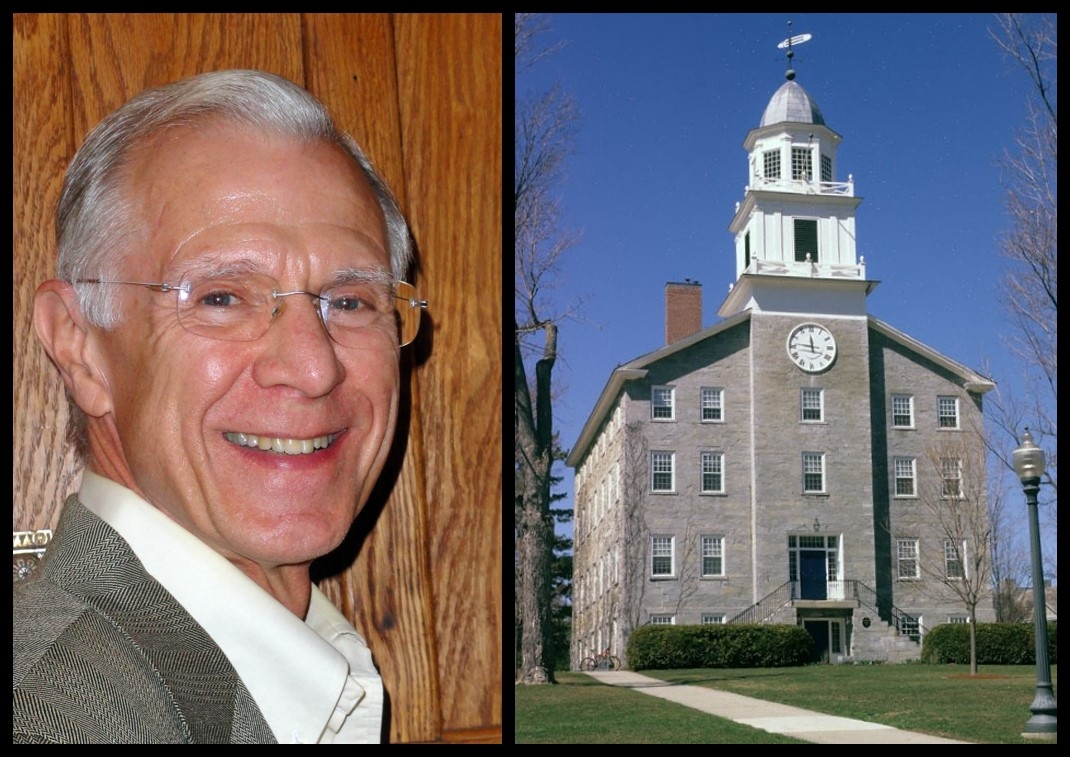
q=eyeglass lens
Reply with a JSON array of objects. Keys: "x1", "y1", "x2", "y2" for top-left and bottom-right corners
[{"x1": 174, "y1": 272, "x2": 423, "y2": 348}]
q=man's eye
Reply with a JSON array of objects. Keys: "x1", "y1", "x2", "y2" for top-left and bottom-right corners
[
  {"x1": 199, "y1": 291, "x2": 240, "y2": 308},
  {"x1": 329, "y1": 295, "x2": 367, "y2": 312}
]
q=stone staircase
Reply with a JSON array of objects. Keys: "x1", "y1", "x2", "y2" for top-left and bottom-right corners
[
  {"x1": 728, "y1": 580, "x2": 924, "y2": 663},
  {"x1": 848, "y1": 608, "x2": 922, "y2": 663}
]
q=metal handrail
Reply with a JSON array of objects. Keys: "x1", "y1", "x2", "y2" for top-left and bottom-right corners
[{"x1": 727, "y1": 578, "x2": 926, "y2": 643}]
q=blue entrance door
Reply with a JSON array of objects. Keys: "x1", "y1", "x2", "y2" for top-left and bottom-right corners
[{"x1": 800, "y1": 550, "x2": 827, "y2": 600}]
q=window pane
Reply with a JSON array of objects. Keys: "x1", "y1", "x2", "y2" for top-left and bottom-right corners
[
  {"x1": 764, "y1": 150, "x2": 780, "y2": 179},
  {"x1": 938, "y1": 396, "x2": 959, "y2": 428},
  {"x1": 652, "y1": 452, "x2": 674, "y2": 491},
  {"x1": 892, "y1": 395, "x2": 913, "y2": 427},
  {"x1": 701, "y1": 388, "x2": 723, "y2": 421},
  {"x1": 791, "y1": 146, "x2": 812, "y2": 180}
]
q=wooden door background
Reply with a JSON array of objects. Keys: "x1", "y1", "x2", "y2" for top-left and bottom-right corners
[{"x1": 12, "y1": 13, "x2": 501, "y2": 745}]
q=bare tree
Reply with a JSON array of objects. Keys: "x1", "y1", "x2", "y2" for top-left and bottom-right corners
[
  {"x1": 916, "y1": 437, "x2": 994, "y2": 674},
  {"x1": 986, "y1": 14, "x2": 1057, "y2": 581},
  {"x1": 986, "y1": 460, "x2": 1033, "y2": 620},
  {"x1": 617, "y1": 421, "x2": 650, "y2": 664},
  {"x1": 514, "y1": 12, "x2": 579, "y2": 685}
]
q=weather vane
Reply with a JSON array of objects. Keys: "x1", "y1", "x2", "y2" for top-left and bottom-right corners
[{"x1": 776, "y1": 20, "x2": 812, "y2": 81}]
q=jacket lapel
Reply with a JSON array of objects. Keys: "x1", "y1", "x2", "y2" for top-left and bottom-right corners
[{"x1": 42, "y1": 497, "x2": 277, "y2": 744}]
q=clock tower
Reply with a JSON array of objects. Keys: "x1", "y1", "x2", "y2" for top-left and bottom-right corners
[{"x1": 719, "y1": 57, "x2": 878, "y2": 321}]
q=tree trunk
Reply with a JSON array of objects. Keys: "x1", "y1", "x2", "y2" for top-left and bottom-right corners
[
  {"x1": 514, "y1": 322, "x2": 557, "y2": 684},
  {"x1": 518, "y1": 499, "x2": 553, "y2": 683},
  {"x1": 968, "y1": 605, "x2": 978, "y2": 675}
]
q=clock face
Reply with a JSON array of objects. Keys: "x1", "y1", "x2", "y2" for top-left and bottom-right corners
[{"x1": 787, "y1": 323, "x2": 837, "y2": 372}]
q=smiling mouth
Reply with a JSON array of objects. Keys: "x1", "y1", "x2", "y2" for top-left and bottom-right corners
[{"x1": 224, "y1": 431, "x2": 340, "y2": 455}]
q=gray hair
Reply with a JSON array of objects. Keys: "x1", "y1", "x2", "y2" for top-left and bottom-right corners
[
  {"x1": 55, "y1": 69, "x2": 414, "y2": 462},
  {"x1": 57, "y1": 69, "x2": 413, "y2": 328}
]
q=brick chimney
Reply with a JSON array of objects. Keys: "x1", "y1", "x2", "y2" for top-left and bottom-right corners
[{"x1": 665, "y1": 279, "x2": 702, "y2": 345}]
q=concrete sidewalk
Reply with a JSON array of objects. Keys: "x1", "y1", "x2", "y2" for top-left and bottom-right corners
[{"x1": 584, "y1": 670, "x2": 969, "y2": 744}]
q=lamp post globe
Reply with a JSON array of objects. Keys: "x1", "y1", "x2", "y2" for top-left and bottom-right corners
[{"x1": 1012, "y1": 428, "x2": 1056, "y2": 740}]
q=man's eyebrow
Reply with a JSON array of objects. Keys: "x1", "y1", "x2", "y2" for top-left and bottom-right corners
[
  {"x1": 176, "y1": 255, "x2": 265, "y2": 280},
  {"x1": 327, "y1": 267, "x2": 395, "y2": 289},
  {"x1": 174, "y1": 258, "x2": 394, "y2": 288}
]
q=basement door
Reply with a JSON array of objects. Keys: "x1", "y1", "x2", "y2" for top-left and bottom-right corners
[{"x1": 804, "y1": 619, "x2": 844, "y2": 664}]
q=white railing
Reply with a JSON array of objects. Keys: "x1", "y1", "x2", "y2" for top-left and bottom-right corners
[
  {"x1": 745, "y1": 255, "x2": 866, "y2": 280},
  {"x1": 749, "y1": 175, "x2": 854, "y2": 196}
]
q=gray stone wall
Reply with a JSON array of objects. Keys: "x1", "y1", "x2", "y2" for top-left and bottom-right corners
[{"x1": 570, "y1": 312, "x2": 993, "y2": 667}]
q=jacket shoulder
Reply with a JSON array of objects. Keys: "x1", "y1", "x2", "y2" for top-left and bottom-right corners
[{"x1": 14, "y1": 576, "x2": 190, "y2": 743}]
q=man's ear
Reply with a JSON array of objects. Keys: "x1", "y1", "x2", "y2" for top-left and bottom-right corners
[{"x1": 33, "y1": 280, "x2": 113, "y2": 418}]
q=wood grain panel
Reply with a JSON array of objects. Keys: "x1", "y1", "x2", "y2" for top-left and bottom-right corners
[
  {"x1": 394, "y1": 13, "x2": 504, "y2": 733},
  {"x1": 65, "y1": 13, "x2": 303, "y2": 134},
  {"x1": 303, "y1": 14, "x2": 440, "y2": 744},
  {"x1": 13, "y1": 14, "x2": 81, "y2": 532}
]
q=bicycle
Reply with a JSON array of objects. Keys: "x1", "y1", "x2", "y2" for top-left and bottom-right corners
[{"x1": 580, "y1": 648, "x2": 622, "y2": 671}]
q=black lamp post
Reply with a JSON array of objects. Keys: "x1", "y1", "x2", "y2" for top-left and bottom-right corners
[{"x1": 1011, "y1": 428, "x2": 1057, "y2": 740}]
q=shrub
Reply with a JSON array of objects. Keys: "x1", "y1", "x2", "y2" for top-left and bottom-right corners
[
  {"x1": 627, "y1": 624, "x2": 812, "y2": 671},
  {"x1": 922, "y1": 622, "x2": 1058, "y2": 665}
]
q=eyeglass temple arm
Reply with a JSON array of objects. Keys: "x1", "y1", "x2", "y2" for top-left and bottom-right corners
[{"x1": 75, "y1": 278, "x2": 184, "y2": 293}]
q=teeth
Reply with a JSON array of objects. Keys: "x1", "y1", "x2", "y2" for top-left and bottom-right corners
[{"x1": 225, "y1": 431, "x2": 337, "y2": 455}]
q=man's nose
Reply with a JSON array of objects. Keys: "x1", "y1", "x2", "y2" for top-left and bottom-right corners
[{"x1": 252, "y1": 292, "x2": 345, "y2": 396}]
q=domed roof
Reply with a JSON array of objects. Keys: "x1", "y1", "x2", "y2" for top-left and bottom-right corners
[{"x1": 760, "y1": 80, "x2": 826, "y2": 127}]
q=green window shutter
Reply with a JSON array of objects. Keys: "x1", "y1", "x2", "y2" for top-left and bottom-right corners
[{"x1": 794, "y1": 219, "x2": 818, "y2": 262}]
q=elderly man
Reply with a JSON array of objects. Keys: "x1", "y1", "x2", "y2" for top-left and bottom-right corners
[{"x1": 13, "y1": 69, "x2": 426, "y2": 744}]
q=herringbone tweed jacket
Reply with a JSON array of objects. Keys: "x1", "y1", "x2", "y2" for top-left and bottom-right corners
[{"x1": 13, "y1": 497, "x2": 277, "y2": 744}]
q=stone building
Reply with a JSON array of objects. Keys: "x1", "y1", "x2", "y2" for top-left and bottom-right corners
[{"x1": 567, "y1": 65, "x2": 996, "y2": 666}]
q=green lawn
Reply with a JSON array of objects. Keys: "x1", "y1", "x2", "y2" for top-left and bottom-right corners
[
  {"x1": 516, "y1": 671, "x2": 807, "y2": 744},
  {"x1": 516, "y1": 665, "x2": 1057, "y2": 744}
]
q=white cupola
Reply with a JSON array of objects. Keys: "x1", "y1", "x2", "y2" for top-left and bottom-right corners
[{"x1": 718, "y1": 43, "x2": 878, "y2": 319}]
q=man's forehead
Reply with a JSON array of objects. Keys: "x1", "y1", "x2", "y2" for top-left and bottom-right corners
[{"x1": 122, "y1": 127, "x2": 388, "y2": 273}]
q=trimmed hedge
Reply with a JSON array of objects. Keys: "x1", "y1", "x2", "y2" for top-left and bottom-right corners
[
  {"x1": 921, "y1": 622, "x2": 1058, "y2": 665},
  {"x1": 626, "y1": 624, "x2": 813, "y2": 671}
]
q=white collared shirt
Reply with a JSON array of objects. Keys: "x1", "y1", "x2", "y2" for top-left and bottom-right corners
[{"x1": 78, "y1": 472, "x2": 384, "y2": 744}]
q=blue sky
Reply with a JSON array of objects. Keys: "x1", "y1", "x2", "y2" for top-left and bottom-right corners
[{"x1": 517, "y1": 13, "x2": 1052, "y2": 563}]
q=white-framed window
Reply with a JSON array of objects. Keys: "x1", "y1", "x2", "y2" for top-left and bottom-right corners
[
  {"x1": 651, "y1": 451, "x2": 675, "y2": 493},
  {"x1": 820, "y1": 153, "x2": 832, "y2": 183},
  {"x1": 937, "y1": 396, "x2": 960, "y2": 429},
  {"x1": 941, "y1": 457, "x2": 963, "y2": 499},
  {"x1": 948, "y1": 615, "x2": 969, "y2": 624},
  {"x1": 801, "y1": 388, "x2": 824, "y2": 422},
  {"x1": 764, "y1": 149, "x2": 781, "y2": 180},
  {"x1": 651, "y1": 536, "x2": 675, "y2": 577},
  {"x1": 791, "y1": 146, "x2": 812, "y2": 180},
  {"x1": 652, "y1": 386, "x2": 675, "y2": 420},
  {"x1": 802, "y1": 452, "x2": 825, "y2": 493},
  {"x1": 701, "y1": 387, "x2": 724, "y2": 422},
  {"x1": 899, "y1": 614, "x2": 921, "y2": 640},
  {"x1": 944, "y1": 539, "x2": 966, "y2": 579},
  {"x1": 897, "y1": 539, "x2": 919, "y2": 579},
  {"x1": 700, "y1": 452, "x2": 725, "y2": 494},
  {"x1": 891, "y1": 394, "x2": 914, "y2": 428},
  {"x1": 650, "y1": 615, "x2": 675, "y2": 625},
  {"x1": 893, "y1": 457, "x2": 916, "y2": 497},
  {"x1": 701, "y1": 614, "x2": 726, "y2": 625},
  {"x1": 700, "y1": 535, "x2": 725, "y2": 577}
]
